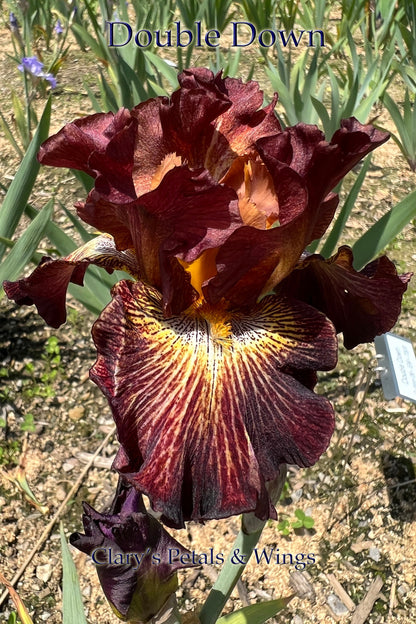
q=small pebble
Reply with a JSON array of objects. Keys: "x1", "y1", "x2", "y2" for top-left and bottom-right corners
[
  {"x1": 292, "y1": 488, "x2": 303, "y2": 502},
  {"x1": 398, "y1": 583, "x2": 410, "y2": 597},
  {"x1": 82, "y1": 585, "x2": 92, "y2": 598},
  {"x1": 327, "y1": 593, "x2": 349, "y2": 616},
  {"x1": 62, "y1": 458, "x2": 79, "y2": 472},
  {"x1": 69, "y1": 406, "x2": 85, "y2": 420},
  {"x1": 56, "y1": 486, "x2": 67, "y2": 501},
  {"x1": 38, "y1": 588, "x2": 50, "y2": 599},
  {"x1": 369, "y1": 547, "x2": 381, "y2": 562},
  {"x1": 36, "y1": 564, "x2": 53, "y2": 583}
]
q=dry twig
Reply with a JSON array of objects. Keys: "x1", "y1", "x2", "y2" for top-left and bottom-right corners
[
  {"x1": 0, "y1": 426, "x2": 116, "y2": 609},
  {"x1": 350, "y1": 576, "x2": 384, "y2": 624}
]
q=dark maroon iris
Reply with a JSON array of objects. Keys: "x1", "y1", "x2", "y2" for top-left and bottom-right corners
[{"x1": 4, "y1": 68, "x2": 410, "y2": 528}]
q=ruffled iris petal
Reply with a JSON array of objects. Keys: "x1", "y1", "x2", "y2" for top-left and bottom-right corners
[
  {"x1": 3, "y1": 235, "x2": 139, "y2": 327},
  {"x1": 79, "y1": 166, "x2": 241, "y2": 315},
  {"x1": 257, "y1": 118, "x2": 389, "y2": 218},
  {"x1": 38, "y1": 109, "x2": 137, "y2": 202},
  {"x1": 277, "y1": 246, "x2": 412, "y2": 349},
  {"x1": 128, "y1": 68, "x2": 282, "y2": 192},
  {"x1": 90, "y1": 280, "x2": 337, "y2": 528},
  {"x1": 38, "y1": 110, "x2": 116, "y2": 173},
  {"x1": 80, "y1": 167, "x2": 240, "y2": 260},
  {"x1": 206, "y1": 117, "x2": 389, "y2": 306},
  {"x1": 204, "y1": 75, "x2": 281, "y2": 180},
  {"x1": 160, "y1": 67, "x2": 232, "y2": 166}
]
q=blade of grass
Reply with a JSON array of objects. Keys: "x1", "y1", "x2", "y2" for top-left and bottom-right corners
[
  {"x1": 12, "y1": 91, "x2": 30, "y2": 148},
  {"x1": 320, "y1": 154, "x2": 372, "y2": 257},
  {"x1": 0, "y1": 199, "x2": 54, "y2": 291},
  {"x1": 60, "y1": 522, "x2": 88, "y2": 624},
  {"x1": 70, "y1": 169, "x2": 94, "y2": 193},
  {"x1": 216, "y1": 597, "x2": 293, "y2": 624},
  {"x1": 59, "y1": 202, "x2": 95, "y2": 243},
  {"x1": 0, "y1": 571, "x2": 33, "y2": 624},
  {"x1": 81, "y1": 81, "x2": 102, "y2": 113},
  {"x1": 0, "y1": 97, "x2": 51, "y2": 261},
  {"x1": 0, "y1": 110, "x2": 24, "y2": 158},
  {"x1": 66, "y1": 281, "x2": 107, "y2": 315},
  {"x1": 99, "y1": 68, "x2": 119, "y2": 112},
  {"x1": 25, "y1": 204, "x2": 77, "y2": 255},
  {"x1": 145, "y1": 51, "x2": 179, "y2": 88},
  {"x1": 352, "y1": 188, "x2": 416, "y2": 269}
]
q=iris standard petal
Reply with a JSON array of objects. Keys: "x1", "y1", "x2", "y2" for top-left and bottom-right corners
[
  {"x1": 257, "y1": 118, "x2": 389, "y2": 218},
  {"x1": 3, "y1": 235, "x2": 139, "y2": 328},
  {"x1": 38, "y1": 109, "x2": 137, "y2": 193},
  {"x1": 90, "y1": 280, "x2": 337, "y2": 528},
  {"x1": 206, "y1": 117, "x2": 389, "y2": 306},
  {"x1": 130, "y1": 68, "x2": 281, "y2": 192},
  {"x1": 203, "y1": 75, "x2": 281, "y2": 180},
  {"x1": 160, "y1": 67, "x2": 232, "y2": 166}
]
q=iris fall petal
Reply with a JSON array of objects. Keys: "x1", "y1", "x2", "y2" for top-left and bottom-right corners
[
  {"x1": 277, "y1": 246, "x2": 412, "y2": 349},
  {"x1": 90, "y1": 280, "x2": 337, "y2": 527},
  {"x1": 3, "y1": 235, "x2": 139, "y2": 327}
]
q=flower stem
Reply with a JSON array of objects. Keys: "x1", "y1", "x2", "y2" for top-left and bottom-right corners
[
  {"x1": 22, "y1": 72, "x2": 32, "y2": 144},
  {"x1": 129, "y1": 595, "x2": 181, "y2": 624},
  {"x1": 198, "y1": 523, "x2": 265, "y2": 624},
  {"x1": 199, "y1": 467, "x2": 287, "y2": 624}
]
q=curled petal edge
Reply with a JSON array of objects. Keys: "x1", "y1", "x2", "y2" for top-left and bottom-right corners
[
  {"x1": 3, "y1": 234, "x2": 139, "y2": 328},
  {"x1": 277, "y1": 246, "x2": 412, "y2": 349}
]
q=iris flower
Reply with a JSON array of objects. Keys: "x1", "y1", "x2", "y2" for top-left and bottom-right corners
[
  {"x1": 4, "y1": 68, "x2": 410, "y2": 528},
  {"x1": 9, "y1": 12, "x2": 19, "y2": 31},
  {"x1": 55, "y1": 19, "x2": 63, "y2": 36},
  {"x1": 18, "y1": 56, "x2": 57, "y2": 88},
  {"x1": 18, "y1": 56, "x2": 44, "y2": 77},
  {"x1": 71, "y1": 479, "x2": 194, "y2": 621}
]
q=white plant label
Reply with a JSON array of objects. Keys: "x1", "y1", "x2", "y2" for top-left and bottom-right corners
[{"x1": 374, "y1": 333, "x2": 416, "y2": 403}]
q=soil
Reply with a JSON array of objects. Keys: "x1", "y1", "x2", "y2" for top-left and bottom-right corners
[{"x1": 0, "y1": 10, "x2": 415, "y2": 624}]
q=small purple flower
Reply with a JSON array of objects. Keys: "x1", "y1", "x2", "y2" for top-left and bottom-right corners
[
  {"x1": 44, "y1": 73, "x2": 57, "y2": 89},
  {"x1": 54, "y1": 19, "x2": 63, "y2": 35},
  {"x1": 9, "y1": 12, "x2": 19, "y2": 31},
  {"x1": 18, "y1": 56, "x2": 44, "y2": 77},
  {"x1": 18, "y1": 56, "x2": 57, "y2": 88}
]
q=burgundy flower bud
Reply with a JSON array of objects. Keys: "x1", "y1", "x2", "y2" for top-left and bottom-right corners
[{"x1": 70, "y1": 480, "x2": 195, "y2": 622}]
